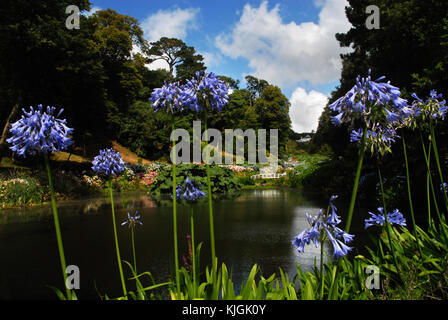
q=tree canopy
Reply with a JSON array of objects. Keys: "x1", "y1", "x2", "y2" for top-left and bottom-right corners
[
  {"x1": 314, "y1": 0, "x2": 448, "y2": 154},
  {"x1": 147, "y1": 37, "x2": 206, "y2": 80},
  {"x1": 0, "y1": 1, "x2": 293, "y2": 160}
]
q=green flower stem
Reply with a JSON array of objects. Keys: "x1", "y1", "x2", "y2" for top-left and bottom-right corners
[
  {"x1": 320, "y1": 234, "x2": 325, "y2": 300},
  {"x1": 345, "y1": 129, "x2": 367, "y2": 233},
  {"x1": 190, "y1": 206, "x2": 197, "y2": 296},
  {"x1": 109, "y1": 181, "x2": 127, "y2": 298},
  {"x1": 430, "y1": 124, "x2": 448, "y2": 213},
  {"x1": 131, "y1": 227, "x2": 137, "y2": 274},
  {"x1": 203, "y1": 103, "x2": 216, "y2": 267},
  {"x1": 420, "y1": 133, "x2": 444, "y2": 225},
  {"x1": 377, "y1": 164, "x2": 402, "y2": 281},
  {"x1": 426, "y1": 141, "x2": 433, "y2": 229},
  {"x1": 44, "y1": 154, "x2": 71, "y2": 300},
  {"x1": 171, "y1": 120, "x2": 180, "y2": 295},
  {"x1": 420, "y1": 133, "x2": 448, "y2": 243},
  {"x1": 402, "y1": 137, "x2": 422, "y2": 256}
]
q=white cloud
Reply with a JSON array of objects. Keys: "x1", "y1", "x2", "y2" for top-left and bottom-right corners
[
  {"x1": 141, "y1": 7, "x2": 200, "y2": 42},
  {"x1": 147, "y1": 58, "x2": 171, "y2": 71},
  {"x1": 131, "y1": 44, "x2": 171, "y2": 72},
  {"x1": 215, "y1": 0, "x2": 351, "y2": 87},
  {"x1": 82, "y1": 6, "x2": 102, "y2": 17},
  {"x1": 289, "y1": 88, "x2": 329, "y2": 133},
  {"x1": 201, "y1": 51, "x2": 224, "y2": 68}
]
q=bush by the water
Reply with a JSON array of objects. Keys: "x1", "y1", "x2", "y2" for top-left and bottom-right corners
[{"x1": 148, "y1": 163, "x2": 242, "y2": 197}]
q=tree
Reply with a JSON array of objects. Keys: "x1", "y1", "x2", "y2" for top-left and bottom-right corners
[
  {"x1": 91, "y1": 9, "x2": 150, "y2": 131},
  {"x1": 254, "y1": 85, "x2": 292, "y2": 154},
  {"x1": 245, "y1": 75, "x2": 269, "y2": 106},
  {"x1": 335, "y1": 0, "x2": 448, "y2": 97},
  {"x1": 315, "y1": 0, "x2": 448, "y2": 154},
  {"x1": 147, "y1": 37, "x2": 205, "y2": 80},
  {"x1": 218, "y1": 76, "x2": 240, "y2": 91},
  {"x1": 0, "y1": 2, "x2": 161, "y2": 157},
  {"x1": 0, "y1": 0, "x2": 100, "y2": 154}
]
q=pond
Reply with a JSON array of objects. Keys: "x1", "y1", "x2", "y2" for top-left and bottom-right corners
[{"x1": 0, "y1": 188, "x2": 370, "y2": 300}]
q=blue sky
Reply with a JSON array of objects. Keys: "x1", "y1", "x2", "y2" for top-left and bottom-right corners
[{"x1": 88, "y1": 0, "x2": 352, "y2": 133}]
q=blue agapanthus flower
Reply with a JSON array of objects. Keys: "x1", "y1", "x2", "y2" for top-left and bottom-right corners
[
  {"x1": 185, "y1": 71, "x2": 229, "y2": 112},
  {"x1": 175, "y1": 176, "x2": 206, "y2": 202},
  {"x1": 329, "y1": 70, "x2": 410, "y2": 155},
  {"x1": 349, "y1": 125, "x2": 399, "y2": 154},
  {"x1": 292, "y1": 195, "x2": 354, "y2": 258},
  {"x1": 7, "y1": 105, "x2": 73, "y2": 157},
  {"x1": 441, "y1": 183, "x2": 448, "y2": 193},
  {"x1": 92, "y1": 148, "x2": 125, "y2": 177},
  {"x1": 330, "y1": 70, "x2": 409, "y2": 126},
  {"x1": 121, "y1": 211, "x2": 143, "y2": 228},
  {"x1": 406, "y1": 90, "x2": 448, "y2": 127},
  {"x1": 151, "y1": 81, "x2": 193, "y2": 114},
  {"x1": 365, "y1": 207, "x2": 407, "y2": 229}
]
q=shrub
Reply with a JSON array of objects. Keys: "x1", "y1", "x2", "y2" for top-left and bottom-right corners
[
  {"x1": 0, "y1": 177, "x2": 44, "y2": 207},
  {"x1": 148, "y1": 163, "x2": 242, "y2": 196}
]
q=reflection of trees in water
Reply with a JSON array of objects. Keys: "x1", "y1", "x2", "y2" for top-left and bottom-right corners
[
  {"x1": 81, "y1": 194, "x2": 156, "y2": 214},
  {"x1": 82, "y1": 199, "x2": 103, "y2": 214}
]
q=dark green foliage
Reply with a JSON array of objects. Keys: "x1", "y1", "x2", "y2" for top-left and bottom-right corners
[
  {"x1": 315, "y1": 0, "x2": 448, "y2": 154},
  {"x1": 0, "y1": 2, "x2": 294, "y2": 163},
  {"x1": 147, "y1": 37, "x2": 206, "y2": 80},
  {"x1": 310, "y1": 0, "x2": 448, "y2": 203},
  {"x1": 254, "y1": 86, "x2": 292, "y2": 154},
  {"x1": 148, "y1": 164, "x2": 242, "y2": 196}
]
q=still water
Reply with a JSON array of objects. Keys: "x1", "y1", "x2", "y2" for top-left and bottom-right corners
[{"x1": 0, "y1": 189, "x2": 364, "y2": 299}]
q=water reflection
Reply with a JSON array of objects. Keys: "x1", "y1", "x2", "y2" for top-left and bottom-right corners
[
  {"x1": 289, "y1": 206, "x2": 331, "y2": 275},
  {"x1": 250, "y1": 189, "x2": 283, "y2": 198},
  {"x1": 0, "y1": 189, "x2": 329, "y2": 299}
]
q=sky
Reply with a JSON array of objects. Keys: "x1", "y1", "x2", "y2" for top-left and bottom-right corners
[{"x1": 87, "y1": 0, "x2": 353, "y2": 133}]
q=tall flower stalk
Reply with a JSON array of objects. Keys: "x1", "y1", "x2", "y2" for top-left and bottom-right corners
[
  {"x1": 376, "y1": 165, "x2": 402, "y2": 279},
  {"x1": 406, "y1": 91, "x2": 448, "y2": 234},
  {"x1": 401, "y1": 136, "x2": 422, "y2": 256},
  {"x1": 7, "y1": 105, "x2": 74, "y2": 299},
  {"x1": 92, "y1": 148, "x2": 127, "y2": 298},
  {"x1": 171, "y1": 119, "x2": 180, "y2": 294},
  {"x1": 292, "y1": 195, "x2": 354, "y2": 299},
  {"x1": 151, "y1": 81, "x2": 193, "y2": 295},
  {"x1": 121, "y1": 211, "x2": 143, "y2": 273},
  {"x1": 184, "y1": 71, "x2": 229, "y2": 267},
  {"x1": 203, "y1": 103, "x2": 216, "y2": 263},
  {"x1": 330, "y1": 70, "x2": 409, "y2": 233},
  {"x1": 345, "y1": 129, "x2": 366, "y2": 233},
  {"x1": 175, "y1": 176, "x2": 206, "y2": 296}
]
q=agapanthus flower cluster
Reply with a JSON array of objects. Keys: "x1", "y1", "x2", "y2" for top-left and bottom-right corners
[
  {"x1": 151, "y1": 81, "x2": 192, "y2": 114},
  {"x1": 329, "y1": 70, "x2": 410, "y2": 155},
  {"x1": 404, "y1": 90, "x2": 447, "y2": 129},
  {"x1": 7, "y1": 105, "x2": 73, "y2": 157},
  {"x1": 365, "y1": 207, "x2": 406, "y2": 229},
  {"x1": 349, "y1": 125, "x2": 400, "y2": 154},
  {"x1": 121, "y1": 211, "x2": 143, "y2": 228},
  {"x1": 184, "y1": 71, "x2": 229, "y2": 112},
  {"x1": 150, "y1": 72, "x2": 229, "y2": 113},
  {"x1": 92, "y1": 148, "x2": 125, "y2": 177},
  {"x1": 292, "y1": 195, "x2": 354, "y2": 258},
  {"x1": 175, "y1": 176, "x2": 206, "y2": 202}
]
